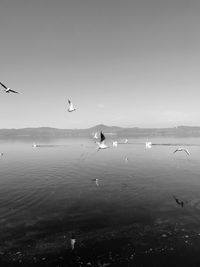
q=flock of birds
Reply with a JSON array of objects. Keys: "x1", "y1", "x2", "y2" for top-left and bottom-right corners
[
  {"x1": 0, "y1": 81, "x2": 191, "y2": 155},
  {"x1": 0, "y1": 81, "x2": 191, "y2": 250}
]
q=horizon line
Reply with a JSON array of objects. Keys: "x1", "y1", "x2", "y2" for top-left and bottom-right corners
[{"x1": 0, "y1": 124, "x2": 199, "y2": 130}]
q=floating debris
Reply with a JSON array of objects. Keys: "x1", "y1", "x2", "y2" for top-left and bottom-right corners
[{"x1": 70, "y1": 234, "x2": 76, "y2": 250}]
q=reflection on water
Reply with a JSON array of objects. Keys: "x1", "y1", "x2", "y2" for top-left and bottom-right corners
[{"x1": 1, "y1": 137, "x2": 200, "y2": 248}]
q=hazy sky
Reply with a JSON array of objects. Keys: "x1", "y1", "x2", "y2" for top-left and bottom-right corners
[{"x1": 1, "y1": 0, "x2": 200, "y2": 128}]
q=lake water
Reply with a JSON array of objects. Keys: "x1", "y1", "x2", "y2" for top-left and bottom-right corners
[{"x1": 1, "y1": 137, "x2": 200, "y2": 264}]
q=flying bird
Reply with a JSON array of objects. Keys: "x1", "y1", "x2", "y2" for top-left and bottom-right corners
[
  {"x1": 97, "y1": 131, "x2": 108, "y2": 150},
  {"x1": 173, "y1": 147, "x2": 190, "y2": 156},
  {"x1": 173, "y1": 195, "x2": 185, "y2": 207},
  {"x1": 67, "y1": 99, "x2": 76, "y2": 112},
  {"x1": 124, "y1": 139, "x2": 128, "y2": 144},
  {"x1": 0, "y1": 82, "x2": 19, "y2": 94}
]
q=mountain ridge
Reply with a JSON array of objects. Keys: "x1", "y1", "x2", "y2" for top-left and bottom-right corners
[{"x1": 0, "y1": 124, "x2": 200, "y2": 137}]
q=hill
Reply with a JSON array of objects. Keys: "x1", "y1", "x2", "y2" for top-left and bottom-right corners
[{"x1": 0, "y1": 125, "x2": 200, "y2": 138}]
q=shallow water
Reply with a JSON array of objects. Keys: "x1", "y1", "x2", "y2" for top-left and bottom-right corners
[{"x1": 1, "y1": 137, "x2": 200, "y2": 251}]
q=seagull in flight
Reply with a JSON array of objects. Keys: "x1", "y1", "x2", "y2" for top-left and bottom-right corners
[
  {"x1": 173, "y1": 147, "x2": 190, "y2": 156},
  {"x1": 0, "y1": 82, "x2": 19, "y2": 94},
  {"x1": 97, "y1": 131, "x2": 108, "y2": 150},
  {"x1": 67, "y1": 99, "x2": 76, "y2": 112}
]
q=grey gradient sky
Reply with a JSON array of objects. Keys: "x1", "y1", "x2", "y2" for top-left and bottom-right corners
[{"x1": 1, "y1": 0, "x2": 200, "y2": 128}]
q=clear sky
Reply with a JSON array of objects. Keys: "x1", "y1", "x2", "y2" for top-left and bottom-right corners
[{"x1": 0, "y1": 0, "x2": 200, "y2": 129}]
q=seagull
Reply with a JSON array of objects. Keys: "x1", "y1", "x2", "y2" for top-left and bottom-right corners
[
  {"x1": 70, "y1": 234, "x2": 76, "y2": 250},
  {"x1": 145, "y1": 141, "x2": 152, "y2": 149},
  {"x1": 124, "y1": 139, "x2": 128, "y2": 144},
  {"x1": 0, "y1": 82, "x2": 19, "y2": 94},
  {"x1": 173, "y1": 195, "x2": 185, "y2": 207},
  {"x1": 112, "y1": 141, "x2": 118, "y2": 147},
  {"x1": 67, "y1": 99, "x2": 76, "y2": 112},
  {"x1": 91, "y1": 178, "x2": 99, "y2": 186},
  {"x1": 173, "y1": 147, "x2": 190, "y2": 156},
  {"x1": 32, "y1": 143, "x2": 38, "y2": 148},
  {"x1": 97, "y1": 131, "x2": 108, "y2": 150}
]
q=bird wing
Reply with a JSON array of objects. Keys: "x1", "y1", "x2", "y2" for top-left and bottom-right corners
[
  {"x1": 68, "y1": 100, "x2": 74, "y2": 109},
  {"x1": 0, "y1": 82, "x2": 8, "y2": 89},
  {"x1": 184, "y1": 149, "x2": 190, "y2": 156},
  {"x1": 173, "y1": 149, "x2": 178, "y2": 153},
  {"x1": 100, "y1": 132, "x2": 105, "y2": 142},
  {"x1": 9, "y1": 89, "x2": 19, "y2": 94}
]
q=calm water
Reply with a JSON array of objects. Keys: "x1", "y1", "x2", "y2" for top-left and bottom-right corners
[{"x1": 1, "y1": 137, "x2": 200, "y2": 250}]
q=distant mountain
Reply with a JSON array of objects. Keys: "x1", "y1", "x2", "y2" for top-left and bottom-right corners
[{"x1": 0, "y1": 125, "x2": 200, "y2": 138}]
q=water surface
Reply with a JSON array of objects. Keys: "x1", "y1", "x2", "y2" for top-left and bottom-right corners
[{"x1": 1, "y1": 137, "x2": 200, "y2": 261}]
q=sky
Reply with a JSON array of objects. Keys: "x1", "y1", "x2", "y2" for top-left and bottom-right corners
[{"x1": 0, "y1": 0, "x2": 200, "y2": 129}]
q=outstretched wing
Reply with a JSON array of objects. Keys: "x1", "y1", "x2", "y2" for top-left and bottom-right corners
[
  {"x1": 100, "y1": 131, "x2": 105, "y2": 143},
  {"x1": 68, "y1": 99, "x2": 74, "y2": 110},
  {"x1": 173, "y1": 149, "x2": 178, "y2": 153},
  {"x1": 0, "y1": 82, "x2": 8, "y2": 89},
  {"x1": 9, "y1": 89, "x2": 19, "y2": 94}
]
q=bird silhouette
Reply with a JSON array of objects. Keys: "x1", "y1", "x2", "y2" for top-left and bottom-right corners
[
  {"x1": 173, "y1": 195, "x2": 185, "y2": 207},
  {"x1": 0, "y1": 82, "x2": 19, "y2": 94}
]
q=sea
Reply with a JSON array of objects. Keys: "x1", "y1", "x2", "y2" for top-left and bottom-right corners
[{"x1": 1, "y1": 136, "x2": 200, "y2": 266}]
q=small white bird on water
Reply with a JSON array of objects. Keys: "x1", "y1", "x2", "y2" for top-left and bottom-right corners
[
  {"x1": 112, "y1": 141, "x2": 118, "y2": 147},
  {"x1": 32, "y1": 143, "x2": 38, "y2": 148},
  {"x1": 125, "y1": 157, "x2": 129, "y2": 162},
  {"x1": 173, "y1": 147, "x2": 190, "y2": 156},
  {"x1": 0, "y1": 82, "x2": 19, "y2": 94},
  {"x1": 67, "y1": 99, "x2": 76, "y2": 112},
  {"x1": 145, "y1": 141, "x2": 152, "y2": 149},
  {"x1": 97, "y1": 131, "x2": 108, "y2": 150}
]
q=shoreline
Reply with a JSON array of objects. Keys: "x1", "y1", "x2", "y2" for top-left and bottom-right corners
[{"x1": 1, "y1": 220, "x2": 200, "y2": 267}]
